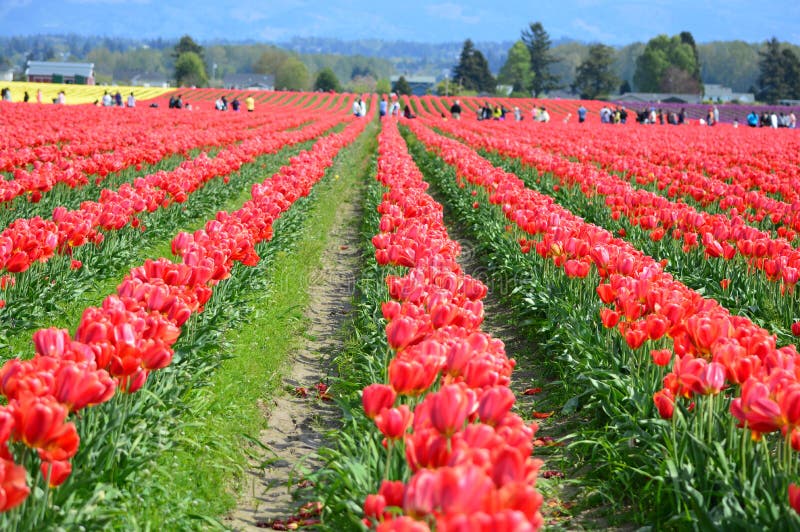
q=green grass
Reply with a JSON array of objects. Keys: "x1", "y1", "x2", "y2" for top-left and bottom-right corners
[{"x1": 134, "y1": 120, "x2": 378, "y2": 527}]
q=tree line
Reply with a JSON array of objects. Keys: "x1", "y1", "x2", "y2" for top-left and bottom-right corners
[
  {"x1": 0, "y1": 33, "x2": 393, "y2": 93},
  {"x1": 453, "y1": 23, "x2": 800, "y2": 103}
]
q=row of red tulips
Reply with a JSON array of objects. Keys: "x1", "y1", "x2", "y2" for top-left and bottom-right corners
[
  {"x1": 434, "y1": 116, "x2": 800, "y2": 300},
  {"x1": 0, "y1": 99, "x2": 328, "y2": 204},
  {"x1": 403, "y1": 117, "x2": 800, "y2": 515},
  {"x1": 0, "y1": 112, "x2": 367, "y2": 514},
  {"x1": 0, "y1": 110, "x2": 351, "y2": 294},
  {"x1": 360, "y1": 118, "x2": 544, "y2": 531},
  {"x1": 479, "y1": 119, "x2": 800, "y2": 240}
]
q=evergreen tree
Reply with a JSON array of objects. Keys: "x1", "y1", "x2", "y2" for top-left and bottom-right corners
[
  {"x1": 498, "y1": 40, "x2": 532, "y2": 94},
  {"x1": 572, "y1": 44, "x2": 619, "y2": 100},
  {"x1": 173, "y1": 35, "x2": 203, "y2": 60},
  {"x1": 452, "y1": 39, "x2": 495, "y2": 93},
  {"x1": 314, "y1": 67, "x2": 341, "y2": 92},
  {"x1": 679, "y1": 31, "x2": 701, "y2": 81},
  {"x1": 757, "y1": 38, "x2": 788, "y2": 103},
  {"x1": 781, "y1": 48, "x2": 800, "y2": 100},
  {"x1": 619, "y1": 79, "x2": 632, "y2": 94},
  {"x1": 521, "y1": 22, "x2": 560, "y2": 96},
  {"x1": 394, "y1": 75, "x2": 412, "y2": 96}
]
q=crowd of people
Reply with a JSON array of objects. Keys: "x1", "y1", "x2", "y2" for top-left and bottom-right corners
[
  {"x1": 745, "y1": 109, "x2": 797, "y2": 128},
  {"x1": 2, "y1": 87, "x2": 62, "y2": 104}
]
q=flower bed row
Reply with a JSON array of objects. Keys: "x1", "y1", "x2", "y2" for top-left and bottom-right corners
[
  {"x1": 0, "y1": 111, "x2": 350, "y2": 290},
  {"x1": 469, "y1": 118, "x2": 800, "y2": 239},
  {"x1": 357, "y1": 118, "x2": 544, "y2": 530},
  {"x1": 0, "y1": 113, "x2": 367, "y2": 526},
  {"x1": 0, "y1": 99, "x2": 327, "y2": 204},
  {"x1": 431, "y1": 116, "x2": 800, "y2": 317},
  {"x1": 403, "y1": 117, "x2": 800, "y2": 525}
]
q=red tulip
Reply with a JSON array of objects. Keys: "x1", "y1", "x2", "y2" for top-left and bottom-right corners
[
  {"x1": 0, "y1": 458, "x2": 29, "y2": 511},
  {"x1": 386, "y1": 317, "x2": 418, "y2": 351},
  {"x1": 429, "y1": 385, "x2": 474, "y2": 437},
  {"x1": 374, "y1": 405, "x2": 412, "y2": 441},
  {"x1": 362, "y1": 384, "x2": 397, "y2": 420},
  {"x1": 653, "y1": 388, "x2": 675, "y2": 419},
  {"x1": 650, "y1": 348, "x2": 672, "y2": 367},
  {"x1": 790, "y1": 484, "x2": 800, "y2": 515},
  {"x1": 40, "y1": 459, "x2": 72, "y2": 487}
]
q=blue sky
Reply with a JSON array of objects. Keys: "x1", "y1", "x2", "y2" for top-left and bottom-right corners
[{"x1": 1, "y1": 0, "x2": 798, "y2": 45}]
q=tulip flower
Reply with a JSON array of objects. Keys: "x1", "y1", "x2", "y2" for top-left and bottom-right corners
[
  {"x1": 374, "y1": 405, "x2": 413, "y2": 441},
  {"x1": 362, "y1": 384, "x2": 397, "y2": 420}
]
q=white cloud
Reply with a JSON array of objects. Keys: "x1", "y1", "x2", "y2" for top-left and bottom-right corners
[{"x1": 424, "y1": 3, "x2": 481, "y2": 25}]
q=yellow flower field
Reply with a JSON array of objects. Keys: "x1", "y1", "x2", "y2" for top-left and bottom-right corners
[{"x1": 0, "y1": 81, "x2": 174, "y2": 105}]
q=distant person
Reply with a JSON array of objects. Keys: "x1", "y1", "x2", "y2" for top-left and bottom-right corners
[
  {"x1": 514, "y1": 106, "x2": 522, "y2": 121},
  {"x1": 23, "y1": 91, "x2": 29, "y2": 103},
  {"x1": 450, "y1": 99, "x2": 462, "y2": 120},
  {"x1": 1, "y1": 88, "x2": 10, "y2": 101},
  {"x1": 747, "y1": 110, "x2": 759, "y2": 127},
  {"x1": 403, "y1": 104, "x2": 415, "y2": 119},
  {"x1": 379, "y1": 96, "x2": 387, "y2": 117},
  {"x1": 127, "y1": 92, "x2": 135, "y2": 108},
  {"x1": 577, "y1": 104, "x2": 587, "y2": 123},
  {"x1": 352, "y1": 97, "x2": 362, "y2": 117},
  {"x1": 56, "y1": 91, "x2": 65, "y2": 104},
  {"x1": 733, "y1": 117, "x2": 739, "y2": 128},
  {"x1": 713, "y1": 105, "x2": 720, "y2": 125},
  {"x1": 246, "y1": 94, "x2": 255, "y2": 112},
  {"x1": 620, "y1": 106, "x2": 628, "y2": 124},
  {"x1": 231, "y1": 97, "x2": 240, "y2": 111},
  {"x1": 390, "y1": 98, "x2": 400, "y2": 116},
  {"x1": 678, "y1": 108, "x2": 686, "y2": 124},
  {"x1": 538, "y1": 106, "x2": 550, "y2": 123},
  {"x1": 770, "y1": 111, "x2": 778, "y2": 128},
  {"x1": 174, "y1": 94, "x2": 183, "y2": 109},
  {"x1": 790, "y1": 111, "x2": 797, "y2": 129},
  {"x1": 36, "y1": 89, "x2": 42, "y2": 103},
  {"x1": 102, "y1": 91, "x2": 113, "y2": 107},
  {"x1": 114, "y1": 91, "x2": 123, "y2": 107}
]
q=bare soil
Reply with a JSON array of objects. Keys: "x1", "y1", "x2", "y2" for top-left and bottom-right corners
[{"x1": 224, "y1": 193, "x2": 361, "y2": 530}]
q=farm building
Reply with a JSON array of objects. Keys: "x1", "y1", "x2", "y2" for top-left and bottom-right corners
[
  {"x1": 25, "y1": 61, "x2": 95, "y2": 85},
  {"x1": 222, "y1": 73, "x2": 274, "y2": 90}
]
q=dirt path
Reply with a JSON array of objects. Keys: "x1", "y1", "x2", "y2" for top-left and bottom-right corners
[{"x1": 225, "y1": 189, "x2": 362, "y2": 530}]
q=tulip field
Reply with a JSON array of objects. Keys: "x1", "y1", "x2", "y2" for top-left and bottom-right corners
[{"x1": 1, "y1": 88, "x2": 800, "y2": 530}]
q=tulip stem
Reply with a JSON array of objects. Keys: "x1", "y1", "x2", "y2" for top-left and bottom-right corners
[{"x1": 384, "y1": 440, "x2": 394, "y2": 480}]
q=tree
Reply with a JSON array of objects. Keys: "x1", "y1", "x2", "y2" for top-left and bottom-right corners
[
  {"x1": 376, "y1": 78, "x2": 392, "y2": 95},
  {"x1": 757, "y1": 39, "x2": 800, "y2": 102},
  {"x1": 619, "y1": 79, "x2": 632, "y2": 94},
  {"x1": 679, "y1": 31, "x2": 701, "y2": 80},
  {"x1": 275, "y1": 57, "x2": 309, "y2": 90},
  {"x1": 173, "y1": 35, "x2": 203, "y2": 59},
  {"x1": 633, "y1": 34, "x2": 700, "y2": 93},
  {"x1": 393, "y1": 75, "x2": 412, "y2": 96},
  {"x1": 253, "y1": 48, "x2": 288, "y2": 76},
  {"x1": 781, "y1": 48, "x2": 800, "y2": 99},
  {"x1": 757, "y1": 38, "x2": 788, "y2": 103},
  {"x1": 521, "y1": 22, "x2": 560, "y2": 96},
  {"x1": 452, "y1": 39, "x2": 495, "y2": 93},
  {"x1": 572, "y1": 44, "x2": 619, "y2": 100},
  {"x1": 174, "y1": 51, "x2": 208, "y2": 87},
  {"x1": 314, "y1": 67, "x2": 341, "y2": 92},
  {"x1": 497, "y1": 41, "x2": 532, "y2": 94}
]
